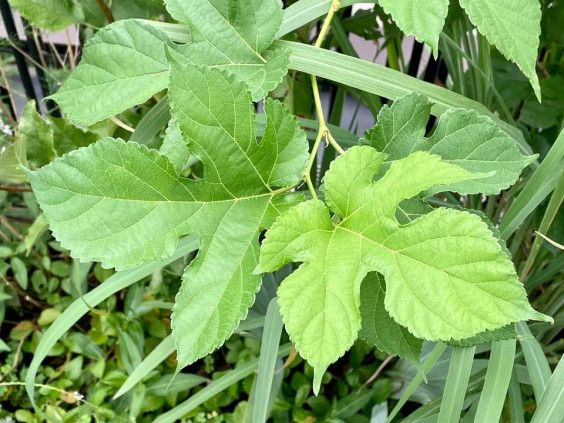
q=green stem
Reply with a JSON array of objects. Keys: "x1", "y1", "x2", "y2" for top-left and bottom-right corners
[{"x1": 303, "y1": 0, "x2": 346, "y2": 197}]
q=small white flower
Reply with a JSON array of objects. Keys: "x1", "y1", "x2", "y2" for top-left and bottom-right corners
[{"x1": 73, "y1": 391, "x2": 84, "y2": 401}]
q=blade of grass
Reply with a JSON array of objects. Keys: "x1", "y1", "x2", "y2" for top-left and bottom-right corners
[
  {"x1": 516, "y1": 322, "x2": 552, "y2": 403},
  {"x1": 277, "y1": 0, "x2": 377, "y2": 38},
  {"x1": 530, "y1": 355, "x2": 564, "y2": 423},
  {"x1": 25, "y1": 236, "x2": 199, "y2": 411},
  {"x1": 508, "y1": 367, "x2": 525, "y2": 423},
  {"x1": 521, "y1": 173, "x2": 564, "y2": 280},
  {"x1": 500, "y1": 128, "x2": 564, "y2": 239},
  {"x1": 251, "y1": 298, "x2": 284, "y2": 423},
  {"x1": 153, "y1": 343, "x2": 292, "y2": 423},
  {"x1": 276, "y1": 40, "x2": 531, "y2": 155},
  {"x1": 474, "y1": 339, "x2": 517, "y2": 423},
  {"x1": 129, "y1": 95, "x2": 170, "y2": 145},
  {"x1": 386, "y1": 343, "x2": 448, "y2": 423},
  {"x1": 437, "y1": 346, "x2": 476, "y2": 423},
  {"x1": 114, "y1": 335, "x2": 175, "y2": 399}
]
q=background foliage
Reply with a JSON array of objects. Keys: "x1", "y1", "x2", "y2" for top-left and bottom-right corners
[{"x1": 0, "y1": 0, "x2": 562, "y2": 422}]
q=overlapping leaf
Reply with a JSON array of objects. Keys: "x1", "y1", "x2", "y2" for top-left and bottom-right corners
[
  {"x1": 52, "y1": 0, "x2": 289, "y2": 125},
  {"x1": 28, "y1": 63, "x2": 308, "y2": 370},
  {"x1": 257, "y1": 145, "x2": 550, "y2": 393},
  {"x1": 459, "y1": 0, "x2": 542, "y2": 100},
  {"x1": 360, "y1": 93, "x2": 537, "y2": 195},
  {"x1": 359, "y1": 272, "x2": 422, "y2": 365},
  {"x1": 50, "y1": 20, "x2": 175, "y2": 125},
  {"x1": 379, "y1": 0, "x2": 449, "y2": 56},
  {"x1": 165, "y1": 0, "x2": 289, "y2": 101}
]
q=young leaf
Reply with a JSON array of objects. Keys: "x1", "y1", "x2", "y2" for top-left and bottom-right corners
[
  {"x1": 164, "y1": 0, "x2": 290, "y2": 101},
  {"x1": 0, "y1": 136, "x2": 27, "y2": 184},
  {"x1": 28, "y1": 64, "x2": 308, "y2": 372},
  {"x1": 359, "y1": 272, "x2": 423, "y2": 366},
  {"x1": 50, "y1": 20, "x2": 175, "y2": 125},
  {"x1": 361, "y1": 93, "x2": 537, "y2": 195},
  {"x1": 257, "y1": 146, "x2": 550, "y2": 393},
  {"x1": 459, "y1": 0, "x2": 542, "y2": 100},
  {"x1": 379, "y1": 0, "x2": 449, "y2": 56},
  {"x1": 18, "y1": 101, "x2": 55, "y2": 167}
]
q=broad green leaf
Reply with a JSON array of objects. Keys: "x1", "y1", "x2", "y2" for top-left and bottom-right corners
[
  {"x1": 361, "y1": 93, "x2": 537, "y2": 195},
  {"x1": 459, "y1": 0, "x2": 542, "y2": 100},
  {"x1": 0, "y1": 135, "x2": 27, "y2": 184},
  {"x1": 50, "y1": 20, "x2": 174, "y2": 125},
  {"x1": 8, "y1": 0, "x2": 80, "y2": 31},
  {"x1": 159, "y1": 119, "x2": 191, "y2": 173},
  {"x1": 258, "y1": 146, "x2": 550, "y2": 393},
  {"x1": 164, "y1": 0, "x2": 290, "y2": 101},
  {"x1": 359, "y1": 272, "x2": 422, "y2": 365},
  {"x1": 29, "y1": 64, "x2": 308, "y2": 371},
  {"x1": 18, "y1": 101, "x2": 55, "y2": 167},
  {"x1": 379, "y1": 0, "x2": 449, "y2": 56}
]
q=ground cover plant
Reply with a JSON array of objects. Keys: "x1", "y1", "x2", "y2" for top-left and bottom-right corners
[{"x1": 0, "y1": 0, "x2": 563, "y2": 421}]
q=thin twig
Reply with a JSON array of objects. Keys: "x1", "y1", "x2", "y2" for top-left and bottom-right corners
[
  {"x1": 358, "y1": 354, "x2": 395, "y2": 393},
  {"x1": 97, "y1": 0, "x2": 115, "y2": 23},
  {"x1": 0, "y1": 337, "x2": 25, "y2": 382},
  {"x1": 64, "y1": 29, "x2": 76, "y2": 70},
  {"x1": 31, "y1": 27, "x2": 48, "y2": 69},
  {"x1": 0, "y1": 55, "x2": 19, "y2": 120},
  {"x1": 0, "y1": 185, "x2": 32, "y2": 192},
  {"x1": 0, "y1": 215, "x2": 24, "y2": 241}
]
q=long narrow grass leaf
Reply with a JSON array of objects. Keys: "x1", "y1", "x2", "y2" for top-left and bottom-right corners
[
  {"x1": 386, "y1": 343, "x2": 448, "y2": 422},
  {"x1": 516, "y1": 322, "x2": 552, "y2": 402},
  {"x1": 114, "y1": 335, "x2": 176, "y2": 399},
  {"x1": 530, "y1": 355, "x2": 564, "y2": 423},
  {"x1": 25, "y1": 236, "x2": 199, "y2": 409},
  {"x1": 276, "y1": 40, "x2": 531, "y2": 155},
  {"x1": 474, "y1": 339, "x2": 516, "y2": 422},
  {"x1": 437, "y1": 346, "x2": 476, "y2": 423},
  {"x1": 251, "y1": 299, "x2": 284, "y2": 423},
  {"x1": 500, "y1": 129, "x2": 564, "y2": 239},
  {"x1": 508, "y1": 367, "x2": 525, "y2": 423},
  {"x1": 153, "y1": 343, "x2": 292, "y2": 423}
]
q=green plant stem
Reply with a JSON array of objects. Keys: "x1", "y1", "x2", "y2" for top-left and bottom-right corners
[
  {"x1": 304, "y1": 129, "x2": 324, "y2": 199},
  {"x1": 304, "y1": 0, "x2": 346, "y2": 198}
]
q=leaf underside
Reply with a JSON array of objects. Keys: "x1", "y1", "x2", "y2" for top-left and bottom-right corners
[
  {"x1": 459, "y1": 0, "x2": 542, "y2": 100},
  {"x1": 379, "y1": 0, "x2": 449, "y2": 56}
]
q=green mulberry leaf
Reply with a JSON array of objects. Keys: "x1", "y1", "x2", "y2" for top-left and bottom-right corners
[
  {"x1": 165, "y1": 0, "x2": 290, "y2": 101},
  {"x1": 361, "y1": 93, "x2": 538, "y2": 195},
  {"x1": 379, "y1": 0, "x2": 449, "y2": 56},
  {"x1": 18, "y1": 101, "x2": 55, "y2": 168},
  {"x1": 257, "y1": 145, "x2": 550, "y2": 393},
  {"x1": 359, "y1": 272, "x2": 423, "y2": 366},
  {"x1": 27, "y1": 64, "x2": 309, "y2": 370},
  {"x1": 459, "y1": 0, "x2": 542, "y2": 100},
  {"x1": 50, "y1": 19, "x2": 174, "y2": 125},
  {"x1": 8, "y1": 0, "x2": 81, "y2": 31}
]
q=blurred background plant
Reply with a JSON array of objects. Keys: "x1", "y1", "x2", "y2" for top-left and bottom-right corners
[{"x1": 0, "y1": 0, "x2": 562, "y2": 422}]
